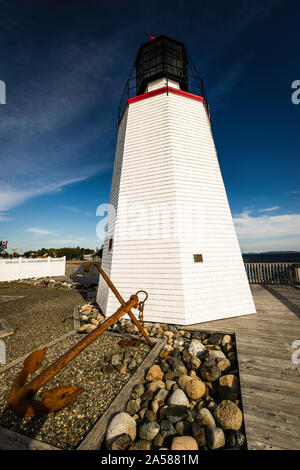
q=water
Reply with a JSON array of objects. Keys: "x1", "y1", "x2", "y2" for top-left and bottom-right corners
[{"x1": 242, "y1": 252, "x2": 300, "y2": 263}]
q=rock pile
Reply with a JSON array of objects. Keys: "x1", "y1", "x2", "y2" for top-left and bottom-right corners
[
  {"x1": 104, "y1": 320, "x2": 246, "y2": 451},
  {"x1": 78, "y1": 302, "x2": 105, "y2": 333},
  {"x1": 19, "y1": 277, "x2": 96, "y2": 292},
  {"x1": 76, "y1": 303, "x2": 147, "y2": 375}
]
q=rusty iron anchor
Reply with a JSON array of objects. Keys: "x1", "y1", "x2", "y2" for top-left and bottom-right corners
[
  {"x1": 84, "y1": 262, "x2": 152, "y2": 347},
  {"x1": 8, "y1": 266, "x2": 153, "y2": 417}
]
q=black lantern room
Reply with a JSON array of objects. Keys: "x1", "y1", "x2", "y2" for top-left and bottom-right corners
[
  {"x1": 135, "y1": 35, "x2": 189, "y2": 95},
  {"x1": 118, "y1": 35, "x2": 208, "y2": 121}
]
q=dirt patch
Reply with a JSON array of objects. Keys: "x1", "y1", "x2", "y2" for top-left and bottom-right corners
[{"x1": 0, "y1": 282, "x2": 86, "y2": 362}]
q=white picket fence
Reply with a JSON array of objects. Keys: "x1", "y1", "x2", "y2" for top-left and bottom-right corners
[{"x1": 0, "y1": 257, "x2": 66, "y2": 282}]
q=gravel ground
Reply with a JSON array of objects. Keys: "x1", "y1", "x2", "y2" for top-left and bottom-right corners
[
  {"x1": 0, "y1": 282, "x2": 88, "y2": 362},
  {"x1": 0, "y1": 333, "x2": 150, "y2": 449}
]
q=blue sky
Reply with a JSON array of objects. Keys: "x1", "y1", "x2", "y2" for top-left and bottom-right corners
[{"x1": 0, "y1": 0, "x2": 299, "y2": 253}]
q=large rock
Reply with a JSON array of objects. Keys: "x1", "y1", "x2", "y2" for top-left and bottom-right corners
[
  {"x1": 153, "y1": 388, "x2": 169, "y2": 403},
  {"x1": 200, "y1": 360, "x2": 221, "y2": 382},
  {"x1": 126, "y1": 399, "x2": 141, "y2": 416},
  {"x1": 182, "y1": 349, "x2": 193, "y2": 364},
  {"x1": 160, "y1": 420, "x2": 176, "y2": 438},
  {"x1": 160, "y1": 359, "x2": 170, "y2": 373},
  {"x1": 192, "y1": 417, "x2": 206, "y2": 447},
  {"x1": 209, "y1": 333, "x2": 223, "y2": 345},
  {"x1": 187, "y1": 356, "x2": 201, "y2": 371},
  {"x1": 146, "y1": 365, "x2": 164, "y2": 382},
  {"x1": 214, "y1": 400, "x2": 243, "y2": 430},
  {"x1": 178, "y1": 375, "x2": 192, "y2": 391},
  {"x1": 106, "y1": 412, "x2": 136, "y2": 448},
  {"x1": 85, "y1": 324, "x2": 97, "y2": 333},
  {"x1": 217, "y1": 358, "x2": 231, "y2": 373},
  {"x1": 168, "y1": 389, "x2": 190, "y2": 407},
  {"x1": 185, "y1": 378, "x2": 206, "y2": 400},
  {"x1": 144, "y1": 410, "x2": 157, "y2": 422},
  {"x1": 225, "y1": 430, "x2": 246, "y2": 448},
  {"x1": 171, "y1": 436, "x2": 198, "y2": 450},
  {"x1": 188, "y1": 340, "x2": 207, "y2": 358},
  {"x1": 165, "y1": 380, "x2": 176, "y2": 391},
  {"x1": 147, "y1": 380, "x2": 165, "y2": 393},
  {"x1": 163, "y1": 331, "x2": 174, "y2": 344},
  {"x1": 165, "y1": 405, "x2": 190, "y2": 423},
  {"x1": 218, "y1": 374, "x2": 240, "y2": 400},
  {"x1": 153, "y1": 433, "x2": 165, "y2": 448},
  {"x1": 132, "y1": 383, "x2": 145, "y2": 399},
  {"x1": 129, "y1": 440, "x2": 151, "y2": 450},
  {"x1": 221, "y1": 334, "x2": 232, "y2": 346},
  {"x1": 164, "y1": 371, "x2": 179, "y2": 381},
  {"x1": 111, "y1": 353, "x2": 123, "y2": 366},
  {"x1": 207, "y1": 350, "x2": 226, "y2": 362},
  {"x1": 139, "y1": 421, "x2": 160, "y2": 441},
  {"x1": 198, "y1": 407, "x2": 216, "y2": 426},
  {"x1": 160, "y1": 344, "x2": 174, "y2": 358},
  {"x1": 175, "y1": 420, "x2": 193, "y2": 435},
  {"x1": 206, "y1": 426, "x2": 225, "y2": 449},
  {"x1": 110, "y1": 433, "x2": 132, "y2": 450},
  {"x1": 167, "y1": 357, "x2": 187, "y2": 376},
  {"x1": 151, "y1": 400, "x2": 159, "y2": 414}
]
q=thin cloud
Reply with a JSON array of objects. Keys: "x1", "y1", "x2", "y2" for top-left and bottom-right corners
[
  {"x1": 233, "y1": 210, "x2": 300, "y2": 239},
  {"x1": 59, "y1": 206, "x2": 94, "y2": 217},
  {"x1": 209, "y1": 60, "x2": 244, "y2": 103},
  {"x1": 26, "y1": 228, "x2": 54, "y2": 236},
  {"x1": 258, "y1": 206, "x2": 280, "y2": 212},
  {"x1": 0, "y1": 36, "x2": 116, "y2": 218},
  {"x1": 0, "y1": 175, "x2": 96, "y2": 216}
]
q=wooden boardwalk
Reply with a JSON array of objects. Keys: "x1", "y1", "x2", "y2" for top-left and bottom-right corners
[{"x1": 185, "y1": 284, "x2": 300, "y2": 450}]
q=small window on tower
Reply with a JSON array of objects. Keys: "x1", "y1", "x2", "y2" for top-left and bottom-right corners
[{"x1": 108, "y1": 238, "x2": 113, "y2": 252}]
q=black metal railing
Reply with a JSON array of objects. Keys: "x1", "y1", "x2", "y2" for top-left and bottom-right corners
[{"x1": 118, "y1": 47, "x2": 209, "y2": 122}]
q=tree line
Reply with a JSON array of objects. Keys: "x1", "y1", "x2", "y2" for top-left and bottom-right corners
[{"x1": 0, "y1": 245, "x2": 103, "y2": 261}]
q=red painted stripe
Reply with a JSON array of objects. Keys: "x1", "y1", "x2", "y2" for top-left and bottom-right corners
[
  {"x1": 128, "y1": 87, "x2": 168, "y2": 104},
  {"x1": 128, "y1": 86, "x2": 204, "y2": 104},
  {"x1": 119, "y1": 86, "x2": 209, "y2": 125}
]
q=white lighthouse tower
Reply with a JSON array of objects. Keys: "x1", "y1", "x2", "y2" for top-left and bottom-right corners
[{"x1": 97, "y1": 35, "x2": 256, "y2": 325}]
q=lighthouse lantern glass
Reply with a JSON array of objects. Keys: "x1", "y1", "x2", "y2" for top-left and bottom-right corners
[{"x1": 135, "y1": 35, "x2": 188, "y2": 95}]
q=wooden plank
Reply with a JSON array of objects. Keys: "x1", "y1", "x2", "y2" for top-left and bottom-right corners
[
  {"x1": 248, "y1": 440, "x2": 284, "y2": 450},
  {"x1": 240, "y1": 372, "x2": 300, "y2": 397},
  {"x1": 185, "y1": 284, "x2": 300, "y2": 450},
  {"x1": 73, "y1": 305, "x2": 80, "y2": 331},
  {"x1": 241, "y1": 388, "x2": 300, "y2": 412},
  {"x1": 0, "y1": 426, "x2": 60, "y2": 450},
  {"x1": 0, "y1": 329, "x2": 76, "y2": 373},
  {"x1": 244, "y1": 406, "x2": 300, "y2": 436},
  {"x1": 77, "y1": 338, "x2": 166, "y2": 450},
  {"x1": 245, "y1": 422, "x2": 300, "y2": 450},
  {"x1": 0, "y1": 319, "x2": 14, "y2": 339}
]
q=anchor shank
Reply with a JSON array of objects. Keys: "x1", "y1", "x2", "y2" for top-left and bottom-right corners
[
  {"x1": 14, "y1": 295, "x2": 139, "y2": 400},
  {"x1": 85, "y1": 262, "x2": 153, "y2": 347}
]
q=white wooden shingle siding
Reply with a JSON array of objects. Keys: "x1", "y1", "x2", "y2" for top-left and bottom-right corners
[{"x1": 97, "y1": 87, "x2": 256, "y2": 324}]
